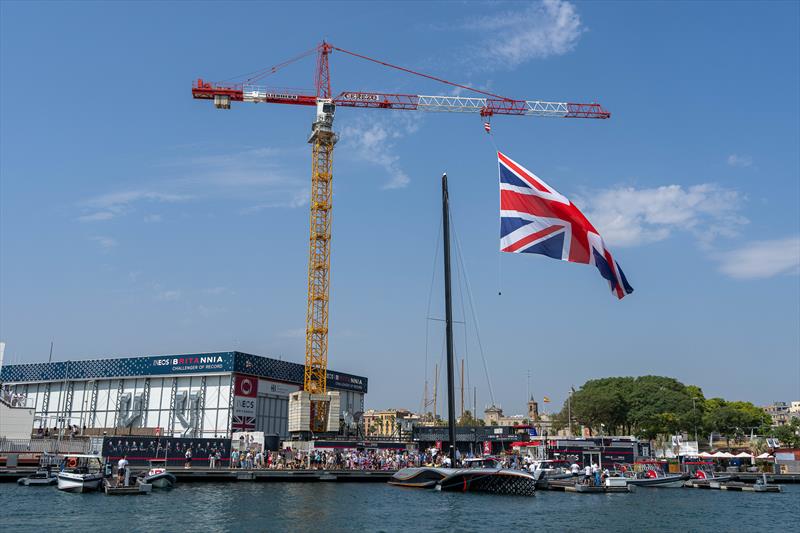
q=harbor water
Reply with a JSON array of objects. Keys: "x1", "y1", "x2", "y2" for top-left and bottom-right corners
[{"x1": 1, "y1": 482, "x2": 798, "y2": 532}]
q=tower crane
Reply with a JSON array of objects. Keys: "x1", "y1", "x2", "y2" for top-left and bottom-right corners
[{"x1": 192, "y1": 42, "x2": 609, "y2": 435}]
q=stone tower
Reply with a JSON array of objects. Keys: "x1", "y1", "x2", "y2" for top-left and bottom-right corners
[{"x1": 527, "y1": 396, "x2": 539, "y2": 422}]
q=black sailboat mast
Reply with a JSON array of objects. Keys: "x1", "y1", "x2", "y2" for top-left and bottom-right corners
[{"x1": 441, "y1": 173, "x2": 458, "y2": 463}]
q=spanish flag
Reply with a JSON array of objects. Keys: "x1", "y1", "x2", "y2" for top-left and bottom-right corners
[{"x1": 543, "y1": 396, "x2": 551, "y2": 403}]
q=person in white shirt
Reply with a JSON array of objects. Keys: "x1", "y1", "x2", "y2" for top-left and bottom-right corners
[
  {"x1": 570, "y1": 462, "x2": 580, "y2": 475},
  {"x1": 117, "y1": 456, "x2": 129, "y2": 486}
]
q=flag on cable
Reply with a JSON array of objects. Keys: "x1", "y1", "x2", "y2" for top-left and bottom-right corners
[
  {"x1": 498, "y1": 152, "x2": 634, "y2": 299},
  {"x1": 484, "y1": 121, "x2": 491, "y2": 134}
]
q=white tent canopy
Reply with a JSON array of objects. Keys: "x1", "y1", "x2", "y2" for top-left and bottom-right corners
[
  {"x1": 711, "y1": 451, "x2": 735, "y2": 458},
  {"x1": 698, "y1": 451, "x2": 713, "y2": 458},
  {"x1": 735, "y1": 452, "x2": 752, "y2": 458},
  {"x1": 756, "y1": 452, "x2": 774, "y2": 460}
]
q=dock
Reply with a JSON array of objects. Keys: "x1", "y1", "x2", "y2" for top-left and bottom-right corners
[
  {"x1": 1, "y1": 466, "x2": 396, "y2": 483},
  {"x1": 685, "y1": 479, "x2": 782, "y2": 492}
]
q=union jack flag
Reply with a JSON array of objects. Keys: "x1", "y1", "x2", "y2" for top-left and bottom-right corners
[{"x1": 499, "y1": 152, "x2": 633, "y2": 299}]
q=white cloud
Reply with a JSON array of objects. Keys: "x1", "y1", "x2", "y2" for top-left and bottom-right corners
[
  {"x1": 727, "y1": 154, "x2": 753, "y2": 168},
  {"x1": 717, "y1": 237, "x2": 800, "y2": 279},
  {"x1": 240, "y1": 187, "x2": 310, "y2": 213},
  {"x1": 579, "y1": 184, "x2": 747, "y2": 247},
  {"x1": 78, "y1": 145, "x2": 307, "y2": 223},
  {"x1": 340, "y1": 115, "x2": 420, "y2": 189},
  {"x1": 197, "y1": 304, "x2": 227, "y2": 317},
  {"x1": 79, "y1": 190, "x2": 191, "y2": 222},
  {"x1": 90, "y1": 236, "x2": 118, "y2": 249},
  {"x1": 465, "y1": 0, "x2": 584, "y2": 69},
  {"x1": 78, "y1": 211, "x2": 115, "y2": 222},
  {"x1": 157, "y1": 290, "x2": 181, "y2": 301},
  {"x1": 279, "y1": 328, "x2": 305, "y2": 339},
  {"x1": 203, "y1": 286, "x2": 229, "y2": 295}
]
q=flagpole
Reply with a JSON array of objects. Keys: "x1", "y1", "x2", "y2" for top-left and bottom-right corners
[{"x1": 442, "y1": 173, "x2": 458, "y2": 464}]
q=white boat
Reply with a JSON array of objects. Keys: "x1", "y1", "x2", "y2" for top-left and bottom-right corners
[
  {"x1": 57, "y1": 454, "x2": 105, "y2": 493},
  {"x1": 143, "y1": 459, "x2": 177, "y2": 488},
  {"x1": 626, "y1": 469, "x2": 687, "y2": 488}
]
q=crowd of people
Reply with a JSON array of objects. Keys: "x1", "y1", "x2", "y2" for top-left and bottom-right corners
[{"x1": 227, "y1": 448, "x2": 432, "y2": 470}]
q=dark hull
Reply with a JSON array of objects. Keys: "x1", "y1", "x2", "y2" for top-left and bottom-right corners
[
  {"x1": 437, "y1": 469, "x2": 536, "y2": 496},
  {"x1": 17, "y1": 475, "x2": 57, "y2": 486},
  {"x1": 627, "y1": 474, "x2": 687, "y2": 487},
  {"x1": 144, "y1": 472, "x2": 177, "y2": 488},
  {"x1": 389, "y1": 467, "x2": 451, "y2": 488}
]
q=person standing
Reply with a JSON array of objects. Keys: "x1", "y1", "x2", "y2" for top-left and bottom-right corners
[
  {"x1": 230, "y1": 449, "x2": 238, "y2": 469},
  {"x1": 184, "y1": 448, "x2": 193, "y2": 469},
  {"x1": 117, "y1": 455, "x2": 129, "y2": 486},
  {"x1": 209, "y1": 448, "x2": 217, "y2": 469}
]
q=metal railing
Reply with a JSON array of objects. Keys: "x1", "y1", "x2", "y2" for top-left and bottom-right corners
[{"x1": 0, "y1": 437, "x2": 92, "y2": 454}]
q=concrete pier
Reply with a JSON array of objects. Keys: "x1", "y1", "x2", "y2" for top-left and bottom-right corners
[{"x1": 0, "y1": 467, "x2": 394, "y2": 483}]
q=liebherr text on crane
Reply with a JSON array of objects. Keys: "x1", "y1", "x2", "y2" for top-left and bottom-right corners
[{"x1": 192, "y1": 41, "x2": 610, "y2": 436}]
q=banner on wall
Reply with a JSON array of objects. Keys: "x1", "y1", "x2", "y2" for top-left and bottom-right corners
[
  {"x1": 102, "y1": 436, "x2": 231, "y2": 467},
  {"x1": 232, "y1": 374, "x2": 257, "y2": 431}
]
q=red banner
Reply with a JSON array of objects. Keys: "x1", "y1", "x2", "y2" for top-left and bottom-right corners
[
  {"x1": 483, "y1": 441, "x2": 492, "y2": 456},
  {"x1": 234, "y1": 375, "x2": 257, "y2": 397}
]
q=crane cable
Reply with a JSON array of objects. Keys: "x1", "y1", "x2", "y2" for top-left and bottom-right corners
[
  {"x1": 331, "y1": 45, "x2": 515, "y2": 102},
  {"x1": 218, "y1": 45, "x2": 318, "y2": 85}
]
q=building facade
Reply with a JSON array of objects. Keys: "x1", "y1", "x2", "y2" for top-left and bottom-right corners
[
  {"x1": 482, "y1": 399, "x2": 562, "y2": 436},
  {"x1": 764, "y1": 401, "x2": 793, "y2": 426},
  {"x1": 362, "y1": 408, "x2": 419, "y2": 437},
  {"x1": 0, "y1": 351, "x2": 367, "y2": 439}
]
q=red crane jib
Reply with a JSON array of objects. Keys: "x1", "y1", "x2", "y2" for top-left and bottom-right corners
[{"x1": 191, "y1": 80, "x2": 609, "y2": 119}]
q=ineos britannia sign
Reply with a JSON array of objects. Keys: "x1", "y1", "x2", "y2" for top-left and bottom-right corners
[{"x1": 232, "y1": 374, "x2": 257, "y2": 430}]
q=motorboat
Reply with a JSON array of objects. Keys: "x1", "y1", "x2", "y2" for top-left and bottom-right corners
[
  {"x1": 103, "y1": 476, "x2": 152, "y2": 495},
  {"x1": 692, "y1": 468, "x2": 732, "y2": 483},
  {"x1": 528, "y1": 459, "x2": 573, "y2": 481},
  {"x1": 57, "y1": 454, "x2": 105, "y2": 493},
  {"x1": 17, "y1": 466, "x2": 57, "y2": 486},
  {"x1": 625, "y1": 467, "x2": 687, "y2": 488},
  {"x1": 142, "y1": 459, "x2": 177, "y2": 488}
]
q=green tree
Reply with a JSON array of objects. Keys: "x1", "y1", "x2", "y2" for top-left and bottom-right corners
[
  {"x1": 569, "y1": 377, "x2": 631, "y2": 435},
  {"x1": 771, "y1": 418, "x2": 800, "y2": 448},
  {"x1": 457, "y1": 410, "x2": 484, "y2": 427},
  {"x1": 704, "y1": 398, "x2": 770, "y2": 444}
]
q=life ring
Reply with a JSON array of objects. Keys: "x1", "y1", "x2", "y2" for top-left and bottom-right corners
[
  {"x1": 67, "y1": 457, "x2": 77, "y2": 468},
  {"x1": 646, "y1": 469, "x2": 657, "y2": 479},
  {"x1": 696, "y1": 470, "x2": 707, "y2": 479}
]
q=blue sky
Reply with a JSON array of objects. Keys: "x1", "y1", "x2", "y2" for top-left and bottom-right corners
[{"x1": 1, "y1": 1, "x2": 798, "y2": 415}]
